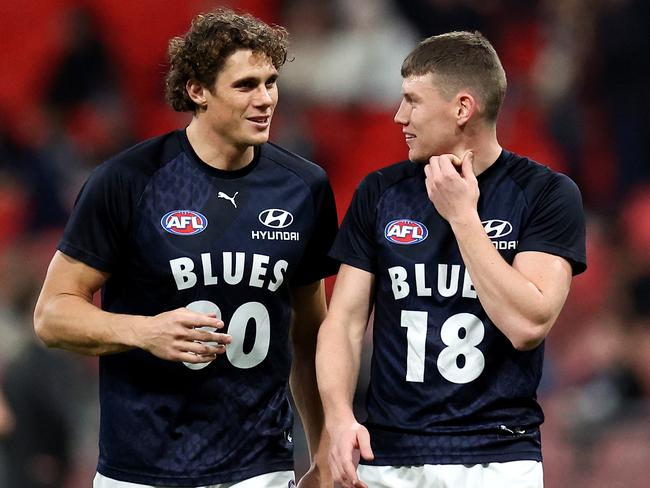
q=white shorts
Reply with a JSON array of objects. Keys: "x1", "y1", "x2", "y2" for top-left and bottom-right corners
[
  {"x1": 357, "y1": 461, "x2": 543, "y2": 488},
  {"x1": 93, "y1": 470, "x2": 295, "y2": 488}
]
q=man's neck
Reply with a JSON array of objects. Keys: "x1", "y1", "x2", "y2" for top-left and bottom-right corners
[
  {"x1": 186, "y1": 118, "x2": 255, "y2": 171},
  {"x1": 451, "y1": 125, "x2": 502, "y2": 176}
]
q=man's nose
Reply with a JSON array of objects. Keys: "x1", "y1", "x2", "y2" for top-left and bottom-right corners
[{"x1": 394, "y1": 100, "x2": 408, "y2": 125}]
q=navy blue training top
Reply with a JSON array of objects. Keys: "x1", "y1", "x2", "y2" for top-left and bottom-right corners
[
  {"x1": 58, "y1": 130, "x2": 338, "y2": 485},
  {"x1": 330, "y1": 149, "x2": 586, "y2": 465}
]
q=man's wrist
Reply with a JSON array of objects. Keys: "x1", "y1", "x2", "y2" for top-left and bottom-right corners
[
  {"x1": 448, "y1": 209, "x2": 481, "y2": 230},
  {"x1": 325, "y1": 407, "x2": 357, "y2": 434}
]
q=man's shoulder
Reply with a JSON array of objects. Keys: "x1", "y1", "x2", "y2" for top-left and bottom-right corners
[
  {"x1": 372, "y1": 159, "x2": 417, "y2": 181},
  {"x1": 261, "y1": 141, "x2": 330, "y2": 187},
  {"x1": 78, "y1": 130, "x2": 184, "y2": 198},
  {"x1": 502, "y1": 149, "x2": 578, "y2": 194},
  {"x1": 503, "y1": 149, "x2": 564, "y2": 180},
  {"x1": 101, "y1": 130, "x2": 183, "y2": 177},
  {"x1": 261, "y1": 141, "x2": 326, "y2": 178},
  {"x1": 358, "y1": 159, "x2": 417, "y2": 193}
]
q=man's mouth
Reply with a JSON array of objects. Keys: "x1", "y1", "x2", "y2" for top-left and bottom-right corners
[{"x1": 247, "y1": 116, "x2": 271, "y2": 128}]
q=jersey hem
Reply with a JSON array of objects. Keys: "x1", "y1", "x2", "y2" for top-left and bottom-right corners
[
  {"x1": 97, "y1": 460, "x2": 294, "y2": 486},
  {"x1": 361, "y1": 450, "x2": 542, "y2": 466}
]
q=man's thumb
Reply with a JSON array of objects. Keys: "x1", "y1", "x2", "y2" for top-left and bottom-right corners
[
  {"x1": 462, "y1": 150, "x2": 475, "y2": 177},
  {"x1": 357, "y1": 427, "x2": 374, "y2": 461}
]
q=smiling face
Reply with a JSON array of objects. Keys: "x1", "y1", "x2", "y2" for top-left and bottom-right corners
[
  {"x1": 202, "y1": 49, "x2": 279, "y2": 149},
  {"x1": 394, "y1": 73, "x2": 458, "y2": 163}
]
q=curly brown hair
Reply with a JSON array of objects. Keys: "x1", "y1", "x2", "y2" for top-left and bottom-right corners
[{"x1": 165, "y1": 8, "x2": 289, "y2": 112}]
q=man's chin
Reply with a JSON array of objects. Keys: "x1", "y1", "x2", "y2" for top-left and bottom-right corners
[
  {"x1": 408, "y1": 150, "x2": 429, "y2": 164},
  {"x1": 248, "y1": 133, "x2": 270, "y2": 146}
]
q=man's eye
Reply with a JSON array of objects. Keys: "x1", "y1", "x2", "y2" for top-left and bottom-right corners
[{"x1": 235, "y1": 81, "x2": 256, "y2": 89}]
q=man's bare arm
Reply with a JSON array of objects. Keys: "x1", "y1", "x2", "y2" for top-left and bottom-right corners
[
  {"x1": 426, "y1": 153, "x2": 573, "y2": 350},
  {"x1": 316, "y1": 265, "x2": 375, "y2": 488},
  {"x1": 34, "y1": 251, "x2": 230, "y2": 361},
  {"x1": 290, "y1": 279, "x2": 331, "y2": 487}
]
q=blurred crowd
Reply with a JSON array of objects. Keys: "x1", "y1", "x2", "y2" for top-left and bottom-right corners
[{"x1": 0, "y1": 0, "x2": 648, "y2": 487}]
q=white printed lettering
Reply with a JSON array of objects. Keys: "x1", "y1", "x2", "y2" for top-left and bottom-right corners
[
  {"x1": 201, "y1": 253, "x2": 218, "y2": 285},
  {"x1": 169, "y1": 257, "x2": 197, "y2": 290},
  {"x1": 223, "y1": 252, "x2": 245, "y2": 285},
  {"x1": 437, "y1": 264, "x2": 460, "y2": 297},
  {"x1": 389, "y1": 266, "x2": 409, "y2": 300},
  {"x1": 268, "y1": 260, "x2": 288, "y2": 292},
  {"x1": 462, "y1": 269, "x2": 477, "y2": 298},
  {"x1": 249, "y1": 254, "x2": 270, "y2": 288},
  {"x1": 169, "y1": 252, "x2": 286, "y2": 292},
  {"x1": 415, "y1": 263, "x2": 432, "y2": 296},
  {"x1": 386, "y1": 263, "x2": 479, "y2": 301}
]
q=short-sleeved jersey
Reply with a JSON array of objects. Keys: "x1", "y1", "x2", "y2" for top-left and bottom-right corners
[
  {"x1": 330, "y1": 150, "x2": 586, "y2": 465},
  {"x1": 58, "y1": 130, "x2": 339, "y2": 486}
]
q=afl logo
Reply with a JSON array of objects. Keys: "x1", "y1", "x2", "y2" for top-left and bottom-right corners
[
  {"x1": 385, "y1": 219, "x2": 428, "y2": 245},
  {"x1": 161, "y1": 210, "x2": 208, "y2": 236},
  {"x1": 481, "y1": 219, "x2": 513, "y2": 239},
  {"x1": 259, "y1": 209, "x2": 294, "y2": 229}
]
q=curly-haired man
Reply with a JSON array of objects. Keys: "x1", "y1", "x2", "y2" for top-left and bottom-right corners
[{"x1": 34, "y1": 8, "x2": 337, "y2": 488}]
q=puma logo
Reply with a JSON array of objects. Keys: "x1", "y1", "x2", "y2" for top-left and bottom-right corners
[{"x1": 217, "y1": 191, "x2": 239, "y2": 208}]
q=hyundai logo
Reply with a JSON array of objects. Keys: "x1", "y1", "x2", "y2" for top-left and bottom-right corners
[
  {"x1": 259, "y1": 209, "x2": 294, "y2": 229},
  {"x1": 481, "y1": 219, "x2": 513, "y2": 239}
]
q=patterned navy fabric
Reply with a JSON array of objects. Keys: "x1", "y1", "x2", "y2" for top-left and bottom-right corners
[
  {"x1": 59, "y1": 130, "x2": 338, "y2": 485},
  {"x1": 330, "y1": 150, "x2": 586, "y2": 465}
]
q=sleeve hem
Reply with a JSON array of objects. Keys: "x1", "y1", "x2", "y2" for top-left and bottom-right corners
[
  {"x1": 328, "y1": 250, "x2": 375, "y2": 274},
  {"x1": 516, "y1": 243, "x2": 587, "y2": 276},
  {"x1": 58, "y1": 241, "x2": 114, "y2": 273}
]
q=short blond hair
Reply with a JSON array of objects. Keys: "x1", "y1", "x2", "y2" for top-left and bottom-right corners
[{"x1": 401, "y1": 31, "x2": 507, "y2": 122}]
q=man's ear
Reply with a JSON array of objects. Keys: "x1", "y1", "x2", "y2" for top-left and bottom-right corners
[
  {"x1": 186, "y1": 79, "x2": 208, "y2": 110},
  {"x1": 456, "y1": 91, "x2": 477, "y2": 126}
]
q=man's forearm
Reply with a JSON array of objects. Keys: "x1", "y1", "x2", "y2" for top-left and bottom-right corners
[
  {"x1": 34, "y1": 293, "x2": 141, "y2": 355},
  {"x1": 290, "y1": 345, "x2": 326, "y2": 456},
  {"x1": 316, "y1": 317, "x2": 363, "y2": 430}
]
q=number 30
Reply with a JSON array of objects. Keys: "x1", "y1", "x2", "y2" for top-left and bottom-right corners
[{"x1": 183, "y1": 300, "x2": 270, "y2": 371}]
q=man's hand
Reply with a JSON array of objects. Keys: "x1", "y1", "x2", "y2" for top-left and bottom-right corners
[
  {"x1": 328, "y1": 421, "x2": 374, "y2": 488},
  {"x1": 138, "y1": 308, "x2": 231, "y2": 363},
  {"x1": 424, "y1": 151, "x2": 479, "y2": 224}
]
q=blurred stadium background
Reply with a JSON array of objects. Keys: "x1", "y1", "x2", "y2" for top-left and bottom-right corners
[{"x1": 0, "y1": 0, "x2": 649, "y2": 487}]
